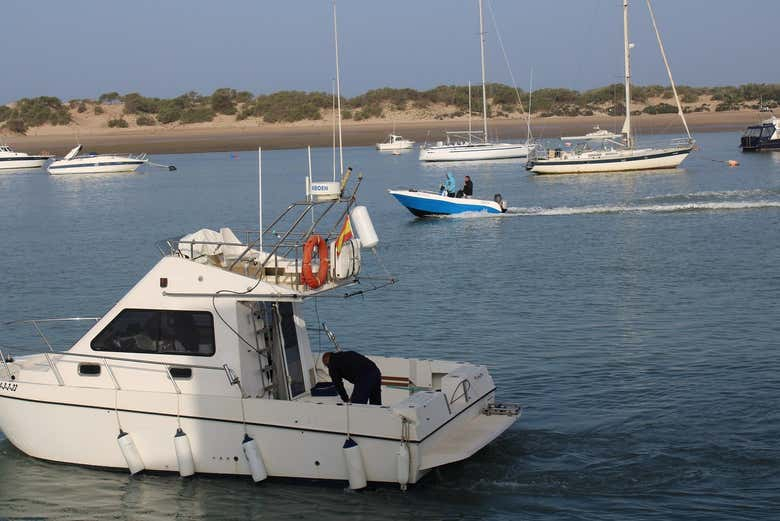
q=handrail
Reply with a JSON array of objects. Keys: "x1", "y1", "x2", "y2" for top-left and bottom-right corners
[{"x1": 7, "y1": 347, "x2": 240, "y2": 394}]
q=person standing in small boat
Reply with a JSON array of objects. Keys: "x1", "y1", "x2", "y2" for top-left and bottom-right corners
[
  {"x1": 439, "y1": 172, "x2": 457, "y2": 197},
  {"x1": 456, "y1": 176, "x2": 473, "y2": 198},
  {"x1": 323, "y1": 351, "x2": 382, "y2": 405}
]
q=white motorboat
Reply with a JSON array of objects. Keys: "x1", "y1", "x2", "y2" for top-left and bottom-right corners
[
  {"x1": 48, "y1": 145, "x2": 148, "y2": 175},
  {"x1": 561, "y1": 125, "x2": 622, "y2": 142},
  {"x1": 0, "y1": 155, "x2": 520, "y2": 489},
  {"x1": 419, "y1": 1, "x2": 533, "y2": 162},
  {"x1": 0, "y1": 144, "x2": 51, "y2": 170},
  {"x1": 528, "y1": 0, "x2": 694, "y2": 174},
  {"x1": 389, "y1": 188, "x2": 507, "y2": 217},
  {"x1": 376, "y1": 134, "x2": 414, "y2": 151}
]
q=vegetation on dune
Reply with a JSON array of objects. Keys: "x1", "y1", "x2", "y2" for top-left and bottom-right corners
[{"x1": 1, "y1": 83, "x2": 779, "y2": 133}]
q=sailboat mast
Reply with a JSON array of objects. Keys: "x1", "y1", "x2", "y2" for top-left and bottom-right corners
[
  {"x1": 622, "y1": 0, "x2": 632, "y2": 148},
  {"x1": 333, "y1": 0, "x2": 344, "y2": 178},
  {"x1": 478, "y1": 0, "x2": 488, "y2": 141},
  {"x1": 468, "y1": 81, "x2": 473, "y2": 140},
  {"x1": 645, "y1": 0, "x2": 692, "y2": 141}
]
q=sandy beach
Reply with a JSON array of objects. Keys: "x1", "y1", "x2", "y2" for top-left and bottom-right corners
[{"x1": 5, "y1": 110, "x2": 760, "y2": 156}]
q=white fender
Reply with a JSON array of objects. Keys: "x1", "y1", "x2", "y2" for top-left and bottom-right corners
[
  {"x1": 397, "y1": 442, "x2": 410, "y2": 490},
  {"x1": 342, "y1": 437, "x2": 367, "y2": 490},
  {"x1": 349, "y1": 206, "x2": 378, "y2": 249},
  {"x1": 117, "y1": 430, "x2": 144, "y2": 475},
  {"x1": 174, "y1": 428, "x2": 195, "y2": 477},
  {"x1": 242, "y1": 434, "x2": 268, "y2": 482}
]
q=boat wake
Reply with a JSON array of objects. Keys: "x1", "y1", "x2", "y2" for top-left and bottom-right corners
[{"x1": 506, "y1": 189, "x2": 780, "y2": 217}]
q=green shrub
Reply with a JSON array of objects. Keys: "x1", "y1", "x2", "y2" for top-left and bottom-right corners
[
  {"x1": 99, "y1": 92, "x2": 121, "y2": 104},
  {"x1": 94, "y1": 105, "x2": 104, "y2": 115},
  {"x1": 123, "y1": 92, "x2": 161, "y2": 114},
  {"x1": 77, "y1": 102, "x2": 87, "y2": 113},
  {"x1": 108, "y1": 117, "x2": 129, "y2": 128},
  {"x1": 235, "y1": 91, "x2": 254, "y2": 104},
  {"x1": 3, "y1": 119, "x2": 27, "y2": 134},
  {"x1": 211, "y1": 88, "x2": 237, "y2": 115},
  {"x1": 157, "y1": 107, "x2": 182, "y2": 124},
  {"x1": 136, "y1": 115, "x2": 156, "y2": 126},
  {"x1": 642, "y1": 103, "x2": 677, "y2": 114},
  {"x1": 12, "y1": 96, "x2": 71, "y2": 126},
  {"x1": 0, "y1": 105, "x2": 11, "y2": 122},
  {"x1": 180, "y1": 107, "x2": 215, "y2": 123}
]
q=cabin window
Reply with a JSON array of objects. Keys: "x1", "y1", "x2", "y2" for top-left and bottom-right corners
[
  {"x1": 91, "y1": 309, "x2": 215, "y2": 356},
  {"x1": 761, "y1": 126, "x2": 775, "y2": 138}
]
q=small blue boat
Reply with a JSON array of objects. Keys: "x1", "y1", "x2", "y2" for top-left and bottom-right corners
[{"x1": 388, "y1": 189, "x2": 507, "y2": 217}]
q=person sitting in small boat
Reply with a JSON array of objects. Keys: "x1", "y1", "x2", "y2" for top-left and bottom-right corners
[
  {"x1": 323, "y1": 351, "x2": 382, "y2": 405},
  {"x1": 456, "y1": 176, "x2": 473, "y2": 198},
  {"x1": 439, "y1": 172, "x2": 457, "y2": 197}
]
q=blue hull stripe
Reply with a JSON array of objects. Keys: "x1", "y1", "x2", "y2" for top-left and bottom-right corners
[
  {"x1": 0, "y1": 156, "x2": 49, "y2": 162},
  {"x1": 49, "y1": 160, "x2": 145, "y2": 170},
  {"x1": 392, "y1": 193, "x2": 500, "y2": 216}
]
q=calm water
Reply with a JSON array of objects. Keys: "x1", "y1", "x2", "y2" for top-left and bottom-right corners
[{"x1": 1, "y1": 131, "x2": 779, "y2": 520}]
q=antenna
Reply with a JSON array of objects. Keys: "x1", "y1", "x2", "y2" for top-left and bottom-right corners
[
  {"x1": 258, "y1": 147, "x2": 263, "y2": 252},
  {"x1": 333, "y1": 0, "x2": 344, "y2": 178},
  {"x1": 332, "y1": 78, "x2": 337, "y2": 181}
]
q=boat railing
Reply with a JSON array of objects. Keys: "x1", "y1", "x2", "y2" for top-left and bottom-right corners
[
  {"x1": 157, "y1": 174, "x2": 366, "y2": 291},
  {"x1": 1, "y1": 317, "x2": 245, "y2": 396}
]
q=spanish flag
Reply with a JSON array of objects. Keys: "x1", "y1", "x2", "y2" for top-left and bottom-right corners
[{"x1": 335, "y1": 215, "x2": 353, "y2": 256}]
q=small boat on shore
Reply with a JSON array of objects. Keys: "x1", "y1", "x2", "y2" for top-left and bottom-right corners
[
  {"x1": 48, "y1": 145, "x2": 148, "y2": 175},
  {"x1": 0, "y1": 144, "x2": 51, "y2": 170},
  {"x1": 740, "y1": 109, "x2": 780, "y2": 151},
  {"x1": 389, "y1": 188, "x2": 507, "y2": 217},
  {"x1": 376, "y1": 134, "x2": 414, "y2": 151}
]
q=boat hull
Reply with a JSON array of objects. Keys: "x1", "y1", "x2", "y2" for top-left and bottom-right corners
[
  {"x1": 389, "y1": 189, "x2": 504, "y2": 217},
  {"x1": 419, "y1": 143, "x2": 531, "y2": 162},
  {"x1": 377, "y1": 142, "x2": 414, "y2": 151},
  {"x1": 529, "y1": 147, "x2": 692, "y2": 174},
  {"x1": 0, "y1": 378, "x2": 513, "y2": 485},
  {"x1": 0, "y1": 157, "x2": 50, "y2": 170},
  {"x1": 48, "y1": 156, "x2": 146, "y2": 175}
]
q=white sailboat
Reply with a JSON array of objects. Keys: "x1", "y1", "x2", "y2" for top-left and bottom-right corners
[
  {"x1": 419, "y1": 0, "x2": 532, "y2": 162},
  {"x1": 528, "y1": 0, "x2": 694, "y2": 174}
]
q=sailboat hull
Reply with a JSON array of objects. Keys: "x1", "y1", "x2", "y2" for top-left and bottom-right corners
[
  {"x1": 529, "y1": 146, "x2": 692, "y2": 174},
  {"x1": 419, "y1": 143, "x2": 532, "y2": 162}
]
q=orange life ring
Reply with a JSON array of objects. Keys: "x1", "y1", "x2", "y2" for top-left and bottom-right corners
[{"x1": 302, "y1": 234, "x2": 329, "y2": 288}]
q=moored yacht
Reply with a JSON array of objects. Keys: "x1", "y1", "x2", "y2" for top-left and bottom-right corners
[
  {"x1": 527, "y1": 0, "x2": 694, "y2": 174},
  {"x1": 0, "y1": 162, "x2": 520, "y2": 488},
  {"x1": 48, "y1": 144, "x2": 148, "y2": 175},
  {"x1": 376, "y1": 134, "x2": 414, "y2": 151},
  {"x1": 740, "y1": 109, "x2": 780, "y2": 151},
  {"x1": 0, "y1": 144, "x2": 51, "y2": 170}
]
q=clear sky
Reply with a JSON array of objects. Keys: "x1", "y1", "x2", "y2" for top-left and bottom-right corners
[{"x1": 3, "y1": 0, "x2": 778, "y2": 104}]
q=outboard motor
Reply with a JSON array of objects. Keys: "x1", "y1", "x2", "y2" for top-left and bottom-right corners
[{"x1": 494, "y1": 194, "x2": 508, "y2": 213}]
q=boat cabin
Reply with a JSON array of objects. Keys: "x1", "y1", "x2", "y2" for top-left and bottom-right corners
[{"x1": 741, "y1": 117, "x2": 780, "y2": 151}]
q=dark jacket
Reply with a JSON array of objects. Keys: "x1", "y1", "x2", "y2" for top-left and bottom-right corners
[
  {"x1": 327, "y1": 351, "x2": 380, "y2": 402},
  {"x1": 463, "y1": 179, "x2": 473, "y2": 196}
]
